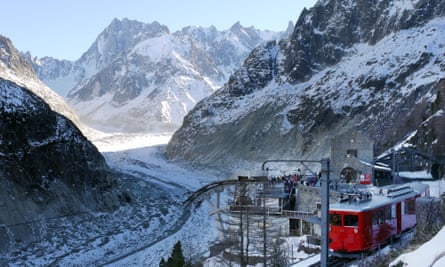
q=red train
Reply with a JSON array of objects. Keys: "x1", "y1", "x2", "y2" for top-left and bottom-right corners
[{"x1": 329, "y1": 182, "x2": 429, "y2": 256}]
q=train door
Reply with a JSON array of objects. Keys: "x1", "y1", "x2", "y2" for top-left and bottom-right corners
[
  {"x1": 363, "y1": 212, "x2": 373, "y2": 249},
  {"x1": 396, "y1": 202, "x2": 402, "y2": 234},
  {"x1": 391, "y1": 204, "x2": 397, "y2": 232},
  {"x1": 329, "y1": 213, "x2": 343, "y2": 251}
]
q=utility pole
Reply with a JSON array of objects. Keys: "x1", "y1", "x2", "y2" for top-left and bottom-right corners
[
  {"x1": 320, "y1": 158, "x2": 330, "y2": 267},
  {"x1": 392, "y1": 149, "x2": 398, "y2": 184},
  {"x1": 263, "y1": 184, "x2": 267, "y2": 267}
]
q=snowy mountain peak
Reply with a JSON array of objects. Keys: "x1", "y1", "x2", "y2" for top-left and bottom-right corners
[
  {"x1": 28, "y1": 19, "x2": 171, "y2": 97},
  {"x1": 31, "y1": 20, "x2": 286, "y2": 132},
  {"x1": 229, "y1": 21, "x2": 243, "y2": 32},
  {"x1": 88, "y1": 18, "x2": 169, "y2": 59},
  {"x1": 0, "y1": 35, "x2": 39, "y2": 81}
]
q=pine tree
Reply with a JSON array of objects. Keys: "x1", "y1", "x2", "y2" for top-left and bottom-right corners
[{"x1": 167, "y1": 241, "x2": 185, "y2": 267}]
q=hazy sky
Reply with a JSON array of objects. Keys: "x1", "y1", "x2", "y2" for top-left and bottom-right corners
[{"x1": 0, "y1": 0, "x2": 317, "y2": 60}]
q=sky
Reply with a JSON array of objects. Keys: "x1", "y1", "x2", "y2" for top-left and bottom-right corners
[{"x1": 0, "y1": 0, "x2": 317, "y2": 61}]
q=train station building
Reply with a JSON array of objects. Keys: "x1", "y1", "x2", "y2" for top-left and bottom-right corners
[{"x1": 330, "y1": 129, "x2": 374, "y2": 185}]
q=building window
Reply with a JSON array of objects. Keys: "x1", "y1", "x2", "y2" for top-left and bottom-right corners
[{"x1": 346, "y1": 149, "x2": 357, "y2": 158}]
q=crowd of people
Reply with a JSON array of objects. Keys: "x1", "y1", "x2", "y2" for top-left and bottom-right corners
[{"x1": 268, "y1": 169, "x2": 321, "y2": 193}]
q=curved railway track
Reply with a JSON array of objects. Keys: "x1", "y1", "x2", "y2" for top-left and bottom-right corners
[{"x1": 183, "y1": 178, "x2": 264, "y2": 205}]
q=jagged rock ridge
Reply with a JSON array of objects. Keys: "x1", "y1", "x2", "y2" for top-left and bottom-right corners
[
  {"x1": 27, "y1": 19, "x2": 170, "y2": 97},
  {"x1": 28, "y1": 19, "x2": 290, "y2": 132},
  {"x1": 166, "y1": 0, "x2": 445, "y2": 170},
  {"x1": 0, "y1": 35, "x2": 85, "y2": 131}
]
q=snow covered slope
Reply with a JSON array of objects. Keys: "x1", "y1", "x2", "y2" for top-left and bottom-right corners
[{"x1": 167, "y1": 0, "x2": 445, "y2": 170}]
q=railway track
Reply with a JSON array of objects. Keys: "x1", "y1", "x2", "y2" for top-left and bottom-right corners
[{"x1": 308, "y1": 256, "x2": 355, "y2": 267}]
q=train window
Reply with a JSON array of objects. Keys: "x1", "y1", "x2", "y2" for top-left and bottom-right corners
[
  {"x1": 406, "y1": 199, "x2": 416, "y2": 214},
  {"x1": 392, "y1": 204, "x2": 397, "y2": 219},
  {"x1": 380, "y1": 210, "x2": 385, "y2": 224},
  {"x1": 401, "y1": 201, "x2": 406, "y2": 215},
  {"x1": 373, "y1": 212, "x2": 379, "y2": 226},
  {"x1": 330, "y1": 214, "x2": 342, "y2": 226},
  {"x1": 344, "y1": 215, "x2": 358, "y2": 226},
  {"x1": 386, "y1": 207, "x2": 391, "y2": 221}
]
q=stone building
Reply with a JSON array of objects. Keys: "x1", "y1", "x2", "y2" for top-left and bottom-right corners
[{"x1": 330, "y1": 130, "x2": 374, "y2": 184}]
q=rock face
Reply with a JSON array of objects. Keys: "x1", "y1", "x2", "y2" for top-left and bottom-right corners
[
  {"x1": 167, "y1": 0, "x2": 445, "y2": 170},
  {"x1": 0, "y1": 35, "x2": 85, "y2": 132},
  {"x1": 0, "y1": 80, "x2": 121, "y2": 252},
  {"x1": 0, "y1": 78, "x2": 119, "y2": 253},
  {"x1": 283, "y1": 0, "x2": 445, "y2": 83}
]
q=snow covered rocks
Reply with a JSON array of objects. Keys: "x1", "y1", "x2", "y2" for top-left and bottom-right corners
[{"x1": 0, "y1": 78, "x2": 122, "y2": 253}]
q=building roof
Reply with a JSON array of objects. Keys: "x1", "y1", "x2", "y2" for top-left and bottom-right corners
[{"x1": 329, "y1": 182, "x2": 429, "y2": 212}]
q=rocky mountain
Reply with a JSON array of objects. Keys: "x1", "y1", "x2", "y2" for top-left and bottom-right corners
[
  {"x1": 0, "y1": 36, "x2": 84, "y2": 131},
  {"x1": 28, "y1": 19, "x2": 289, "y2": 132},
  {"x1": 0, "y1": 77, "x2": 124, "y2": 252},
  {"x1": 2, "y1": 34, "x2": 211, "y2": 266},
  {"x1": 27, "y1": 19, "x2": 170, "y2": 98},
  {"x1": 0, "y1": 37, "x2": 127, "y2": 254},
  {"x1": 166, "y1": 0, "x2": 445, "y2": 170}
]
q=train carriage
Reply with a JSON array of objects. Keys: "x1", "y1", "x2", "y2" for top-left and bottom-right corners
[{"x1": 329, "y1": 182, "x2": 429, "y2": 256}]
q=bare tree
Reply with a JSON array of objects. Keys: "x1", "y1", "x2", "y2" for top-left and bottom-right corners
[
  {"x1": 211, "y1": 180, "x2": 290, "y2": 266},
  {"x1": 414, "y1": 196, "x2": 444, "y2": 244},
  {"x1": 211, "y1": 181, "x2": 263, "y2": 266}
]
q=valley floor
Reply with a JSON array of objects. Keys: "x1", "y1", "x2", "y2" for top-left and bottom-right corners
[
  {"x1": 84, "y1": 131, "x2": 223, "y2": 266},
  {"x1": 3, "y1": 131, "x2": 221, "y2": 266},
  {"x1": 4, "y1": 130, "x2": 445, "y2": 266}
]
